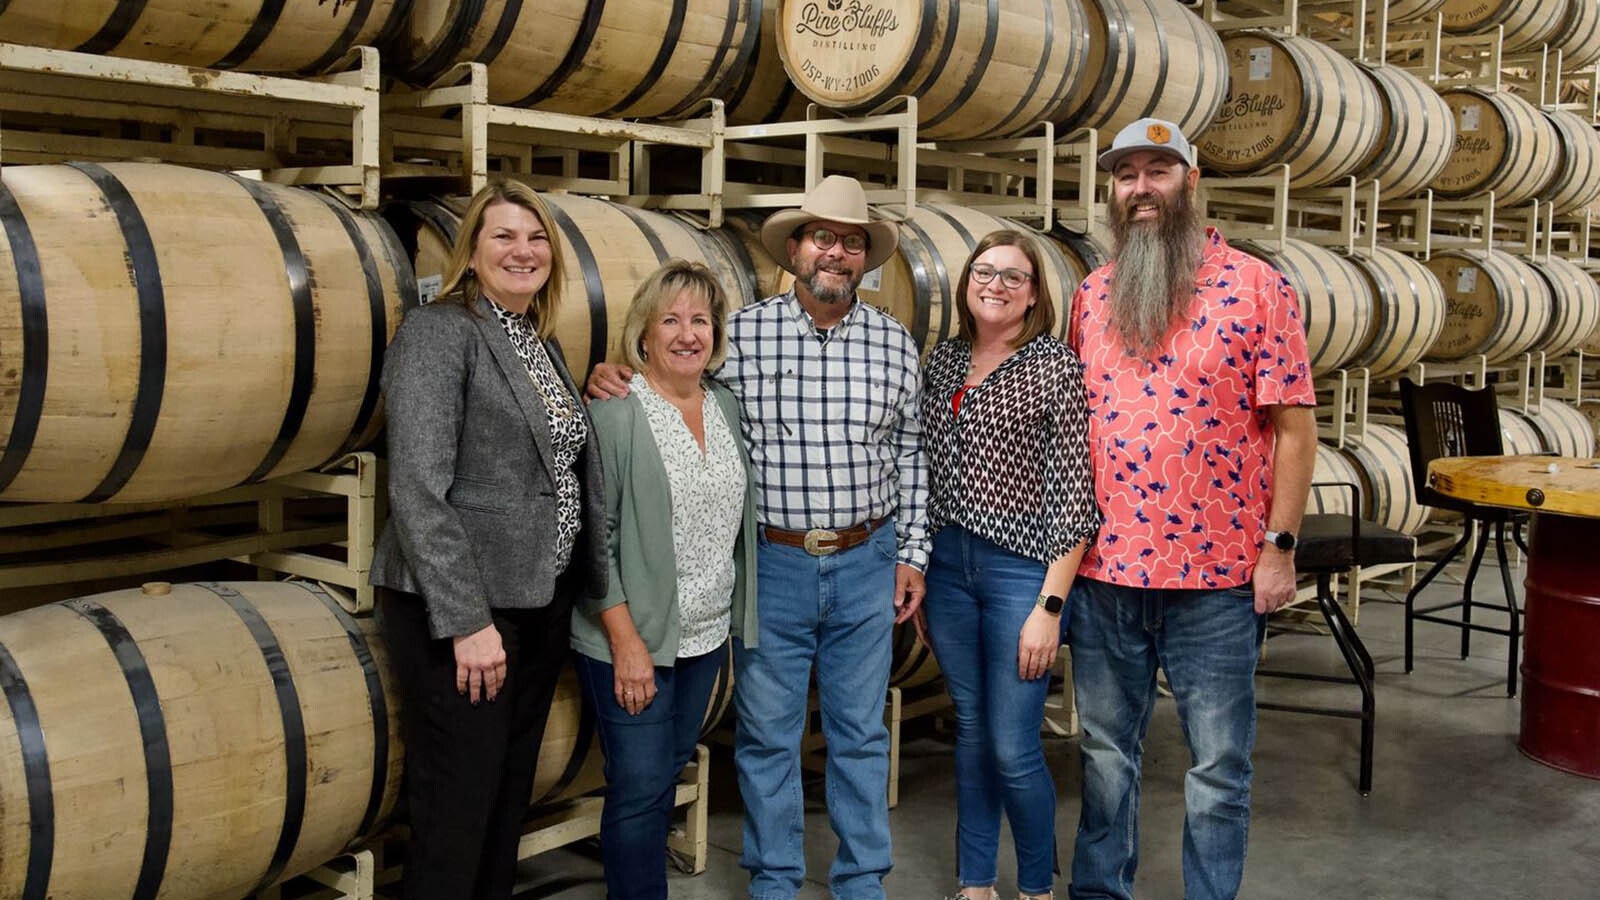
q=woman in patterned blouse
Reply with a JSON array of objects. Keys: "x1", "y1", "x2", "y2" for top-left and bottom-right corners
[
  {"x1": 371, "y1": 181, "x2": 606, "y2": 900},
  {"x1": 572, "y1": 260, "x2": 759, "y2": 900},
  {"x1": 918, "y1": 230, "x2": 1101, "y2": 900}
]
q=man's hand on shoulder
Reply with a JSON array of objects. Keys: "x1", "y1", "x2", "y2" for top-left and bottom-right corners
[{"x1": 585, "y1": 363, "x2": 634, "y2": 402}]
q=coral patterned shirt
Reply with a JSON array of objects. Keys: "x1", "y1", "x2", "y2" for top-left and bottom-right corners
[{"x1": 1069, "y1": 228, "x2": 1314, "y2": 590}]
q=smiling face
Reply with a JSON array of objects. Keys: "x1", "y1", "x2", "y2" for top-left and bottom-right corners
[
  {"x1": 470, "y1": 200, "x2": 553, "y2": 312},
  {"x1": 964, "y1": 243, "x2": 1037, "y2": 343},
  {"x1": 1110, "y1": 148, "x2": 1199, "y2": 229},
  {"x1": 787, "y1": 219, "x2": 868, "y2": 306},
  {"x1": 641, "y1": 288, "x2": 717, "y2": 385}
]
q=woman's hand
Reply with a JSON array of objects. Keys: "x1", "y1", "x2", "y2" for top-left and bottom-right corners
[
  {"x1": 611, "y1": 633, "x2": 657, "y2": 715},
  {"x1": 453, "y1": 623, "x2": 507, "y2": 704},
  {"x1": 1017, "y1": 606, "x2": 1061, "y2": 681}
]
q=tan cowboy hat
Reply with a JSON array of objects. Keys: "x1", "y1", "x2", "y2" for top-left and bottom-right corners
[{"x1": 759, "y1": 175, "x2": 900, "y2": 274}]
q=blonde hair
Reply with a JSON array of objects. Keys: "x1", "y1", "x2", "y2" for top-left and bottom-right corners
[
  {"x1": 955, "y1": 230, "x2": 1056, "y2": 349},
  {"x1": 435, "y1": 180, "x2": 566, "y2": 339},
  {"x1": 619, "y1": 260, "x2": 730, "y2": 375}
]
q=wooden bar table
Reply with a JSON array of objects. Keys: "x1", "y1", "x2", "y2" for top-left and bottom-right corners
[{"x1": 1427, "y1": 455, "x2": 1600, "y2": 778}]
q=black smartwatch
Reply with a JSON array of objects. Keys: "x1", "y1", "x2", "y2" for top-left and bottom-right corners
[
  {"x1": 1036, "y1": 593, "x2": 1065, "y2": 615},
  {"x1": 1264, "y1": 529, "x2": 1297, "y2": 551}
]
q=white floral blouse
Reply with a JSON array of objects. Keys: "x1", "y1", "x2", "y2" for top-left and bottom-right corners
[{"x1": 632, "y1": 374, "x2": 744, "y2": 657}]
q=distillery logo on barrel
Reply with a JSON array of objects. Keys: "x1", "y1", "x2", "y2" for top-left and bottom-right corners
[
  {"x1": 1432, "y1": 94, "x2": 1498, "y2": 193},
  {"x1": 1195, "y1": 39, "x2": 1296, "y2": 169},
  {"x1": 781, "y1": 0, "x2": 910, "y2": 104}
]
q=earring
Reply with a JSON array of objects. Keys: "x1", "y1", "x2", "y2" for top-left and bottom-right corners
[{"x1": 639, "y1": 346, "x2": 649, "y2": 361}]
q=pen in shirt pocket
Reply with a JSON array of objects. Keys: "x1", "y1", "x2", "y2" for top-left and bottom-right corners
[{"x1": 768, "y1": 369, "x2": 796, "y2": 436}]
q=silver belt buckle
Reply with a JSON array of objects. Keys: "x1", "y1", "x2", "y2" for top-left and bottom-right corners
[{"x1": 803, "y1": 528, "x2": 840, "y2": 556}]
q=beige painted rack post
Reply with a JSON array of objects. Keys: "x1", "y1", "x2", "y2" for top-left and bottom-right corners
[{"x1": 0, "y1": 41, "x2": 380, "y2": 208}]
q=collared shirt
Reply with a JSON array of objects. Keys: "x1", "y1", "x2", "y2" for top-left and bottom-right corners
[
  {"x1": 490, "y1": 301, "x2": 586, "y2": 572},
  {"x1": 716, "y1": 291, "x2": 931, "y2": 570},
  {"x1": 1069, "y1": 227, "x2": 1315, "y2": 589},
  {"x1": 631, "y1": 374, "x2": 744, "y2": 657},
  {"x1": 922, "y1": 334, "x2": 1100, "y2": 564}
]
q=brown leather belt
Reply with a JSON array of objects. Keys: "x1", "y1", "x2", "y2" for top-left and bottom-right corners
[{"x1": 763, "y1": 517, "x2": 890, "y2": 556}]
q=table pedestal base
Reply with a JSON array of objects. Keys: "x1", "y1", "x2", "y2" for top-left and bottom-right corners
[{"x1": 1520, "y1": 512, "x2": 1600, "y2": 779}]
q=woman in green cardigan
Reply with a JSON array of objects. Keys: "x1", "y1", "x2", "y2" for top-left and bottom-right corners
[{"x1": 571, "y1": 259, "x2": 758, "y2": 900}]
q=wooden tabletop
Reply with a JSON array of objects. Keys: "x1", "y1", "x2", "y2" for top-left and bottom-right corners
[{"x1": 1428, "y1": 455, "x2": 1600, "y2": 518}]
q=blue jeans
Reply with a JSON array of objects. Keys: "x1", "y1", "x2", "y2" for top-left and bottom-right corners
[
  {"x1": 1067, "y1": 578, "x2": 1267, "y2": 900},
  {"x1": 734, "y1": 521, "x2": 898, "y2": 900},
  {"x1": 574, "y1": 644, "x2": 727, "y2": 900},
  {"x1": 923, "y1": 526, "x2": 1057, "y2": 895}
]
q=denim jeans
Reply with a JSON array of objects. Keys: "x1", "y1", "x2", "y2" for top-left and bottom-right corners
[
  {"x1": 573, "y1": 644, "x2": 727, "y2": 900},
  {"x1": 923, "y1": 526, "x2": 1057, "y2": 895},
  {"x1": 734, "y1": 521, "x2": 898, "y2": 900},
  {"x1": 1066, "y1": 577, "x2": 1266, "y2": 900}
]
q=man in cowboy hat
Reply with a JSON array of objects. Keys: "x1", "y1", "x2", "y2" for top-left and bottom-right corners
[
  {"x1": 587, "y1": 174, "x2": 929, "y2": 900},
  {"x1": 1064, "y1": 118, "x2": 1315, "y2": 900}
]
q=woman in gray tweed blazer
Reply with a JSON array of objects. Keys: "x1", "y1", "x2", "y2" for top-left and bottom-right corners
[{"x1": 370, "y1": 180, "x2": 606, "y2": 900}]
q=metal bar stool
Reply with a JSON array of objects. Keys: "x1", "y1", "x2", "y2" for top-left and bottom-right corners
[
  {"x1": 1257, "y1": 482, "x2": 1416, "y2": 795},
  {"x1": 1397, "y1": 377, "x2": 1525, "y2": 697}
]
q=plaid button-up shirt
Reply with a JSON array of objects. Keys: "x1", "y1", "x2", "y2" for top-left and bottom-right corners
[{"x1": 715, "y1": 291, "x2": 931, "y2": 570}]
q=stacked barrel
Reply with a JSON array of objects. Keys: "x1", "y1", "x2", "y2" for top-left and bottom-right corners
[{"x1": 1196, "y1": 1, "x2": 1600, "y2": 533}]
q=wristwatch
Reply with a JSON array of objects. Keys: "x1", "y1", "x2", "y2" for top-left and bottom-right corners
[
  {"x1": 1036, "y1": 593, "x2": 1065, "y2": 615},
  {"x1": 1264, "y1": 529, "x2": 1297, "y2": 551}
]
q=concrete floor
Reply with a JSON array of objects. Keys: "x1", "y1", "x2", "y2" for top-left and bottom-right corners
[{"x1": 511, "y1": 560, "x2": 1600, "y2": 900}]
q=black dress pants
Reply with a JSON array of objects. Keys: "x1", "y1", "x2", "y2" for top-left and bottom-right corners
[{"x1": 378, "y1": 587, "x2": 571, "y2": 900}]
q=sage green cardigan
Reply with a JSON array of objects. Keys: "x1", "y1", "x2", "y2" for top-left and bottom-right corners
[{"x1": 570, "y1": 382, "x2": 759, "y2": 665}]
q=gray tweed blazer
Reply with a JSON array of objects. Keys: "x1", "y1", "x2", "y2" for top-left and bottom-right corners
[{"x1": 371, "y1": 296, "x2": 607, "y2": 639}]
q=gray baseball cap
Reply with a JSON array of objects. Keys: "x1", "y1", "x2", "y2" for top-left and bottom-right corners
[{"x1": 1097, "y1": 118, "x2": 1196, "y2": 171}]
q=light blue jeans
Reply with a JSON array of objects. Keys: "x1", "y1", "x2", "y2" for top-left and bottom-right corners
[
  {"x1": 1066, "y1": 577, "x2": 1267, "y2": 900},
  {"x1": 923, "y1": 526, "x2": 1058, "y2": 895},
  {"x1": 733, "y1": 521, "x2": 898, "y2": 900}
]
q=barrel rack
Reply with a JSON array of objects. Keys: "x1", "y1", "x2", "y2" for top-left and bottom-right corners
[
  {"x1": 250, "y1": 747, "x2": 713, "y2": 900},
  {"x1": 0, "y1": 452, "x2": 381, "y2": 615},
  {"x1": 378, "y1": 65, "x2": 1101, "y2": 234},
  {"x1": 0, "y1": 41, "x2": 382, "y2": 208}
]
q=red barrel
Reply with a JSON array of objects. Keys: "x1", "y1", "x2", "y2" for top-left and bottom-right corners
[{"x1": 1520, "y1": 513, "x2": 1600, "y2": 778}]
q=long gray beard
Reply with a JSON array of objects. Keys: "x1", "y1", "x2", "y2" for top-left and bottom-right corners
[{"x1": 1107, "y1": 190, "x2": 1205, "y2": 357}]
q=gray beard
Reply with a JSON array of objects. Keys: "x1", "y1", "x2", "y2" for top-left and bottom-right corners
[
  {"x1": 800, "y1": 266, "x2": 859, "y2": 304},
  {"x1": 1107, "y1": 190, "x2": 1205, "y2": 357}
]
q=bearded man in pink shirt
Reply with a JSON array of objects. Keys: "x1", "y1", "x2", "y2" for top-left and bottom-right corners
[{"x1": 1063, "y1": 119, "x2": 1318, "y2": 900}]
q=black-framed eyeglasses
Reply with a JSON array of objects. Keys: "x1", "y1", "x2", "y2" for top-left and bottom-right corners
[
  {"x1": 970, "y1": 263, "x2": 1034, "y2": 290},
  {"x1": 804, "y1": 228, "x2": 868, "y2": 254}
]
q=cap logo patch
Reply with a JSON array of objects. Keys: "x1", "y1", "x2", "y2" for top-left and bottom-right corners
[{"x1": 1146, "y1": 123, "x2": 1171, "y2": 144}]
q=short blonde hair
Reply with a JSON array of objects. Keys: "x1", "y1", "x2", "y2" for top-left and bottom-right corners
[
  {"x1": 436, "y1": 180, "x2": 566, "y2": 339},
  {"x1": 619, "y1": 260, "x2": 730, "y2": 375}
]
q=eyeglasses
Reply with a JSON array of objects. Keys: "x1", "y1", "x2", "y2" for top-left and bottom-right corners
[
  {"x1": 970, "y1": 263, "x2": 1034, "y2": 290},
  {"x1": 804, "y1": 228, "x2": 868, "y2": 255}
]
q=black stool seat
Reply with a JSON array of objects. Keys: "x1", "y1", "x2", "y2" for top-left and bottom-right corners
[
  {"x1": 1258, "y1": 485, "x2": 1415, "y2": 796},
  {"x1": 1297, "y1": 515, "x2": 1416, "y2": 571}
]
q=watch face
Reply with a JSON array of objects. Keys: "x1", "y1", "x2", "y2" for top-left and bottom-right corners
[
  {"x1": 1041, "y1": 594, "x2": 1065, "y2": 614},
  {"x1": 1273, "y1": 531, "x2": 1295, "y2": 550}
]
